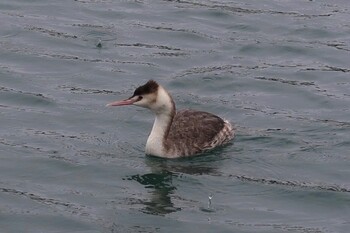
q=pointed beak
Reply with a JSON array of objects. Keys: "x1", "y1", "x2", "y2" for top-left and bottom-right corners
[{"x1": 106, "y1": 97, "x2": 137, "y2": 107}]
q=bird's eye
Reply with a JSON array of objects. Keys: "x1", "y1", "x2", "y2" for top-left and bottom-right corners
[{"x1": 137, "y1": 96, "x2": 143, "y2": 101}]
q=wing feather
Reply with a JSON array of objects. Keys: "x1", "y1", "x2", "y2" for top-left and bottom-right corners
[{"x1": 166, "y1": 110, "x2": 225, "y2": 154}]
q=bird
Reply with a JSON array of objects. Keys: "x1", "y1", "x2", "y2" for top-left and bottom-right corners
[{"x1": 107, "y1": 80, "x2": 234, "y2": 158}]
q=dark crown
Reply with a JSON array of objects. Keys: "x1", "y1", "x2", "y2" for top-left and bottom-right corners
[{"x1": 133, "y1": 80, "x2": 159, "y2": 96}]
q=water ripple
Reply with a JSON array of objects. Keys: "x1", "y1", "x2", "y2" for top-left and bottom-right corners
[
  {"x1": 230, "y1": 174, "x2": 350, "y2": 193},
  {"x1": 0, "y1": 186, "x2": 102, "y2": 223},
  {"x1": 26, "y1": 26, "x2": 78, "y2": 39}
]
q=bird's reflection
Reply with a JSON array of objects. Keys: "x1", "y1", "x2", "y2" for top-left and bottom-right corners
[
  {"x1": 125, "y1": 153, "x2": 222, "y2": 215},
  {"x1": 126, "y1": 169, "x2": 179, "y2": 215}
]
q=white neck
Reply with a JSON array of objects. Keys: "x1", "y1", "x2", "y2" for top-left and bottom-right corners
[
  {"x1": 145, "y1": 112, "x2": 172, "y2": 156},
  {"x1": 144, "y1": 87, "x2": 174, "y2": 157}
]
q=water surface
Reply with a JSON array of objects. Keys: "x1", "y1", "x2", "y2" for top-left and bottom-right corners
[{"x1": 1, "y1": 0, "x2": 350, "y2": 232}]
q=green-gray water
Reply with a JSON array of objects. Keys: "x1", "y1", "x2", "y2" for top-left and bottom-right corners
[{"x1": 1, "y1": 0, "x2": 350, "y2": 232}]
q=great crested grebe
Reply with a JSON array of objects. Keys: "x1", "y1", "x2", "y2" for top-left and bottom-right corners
[{"x1": 107, "y1": 80, "x2": 234, "y2": 158}]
